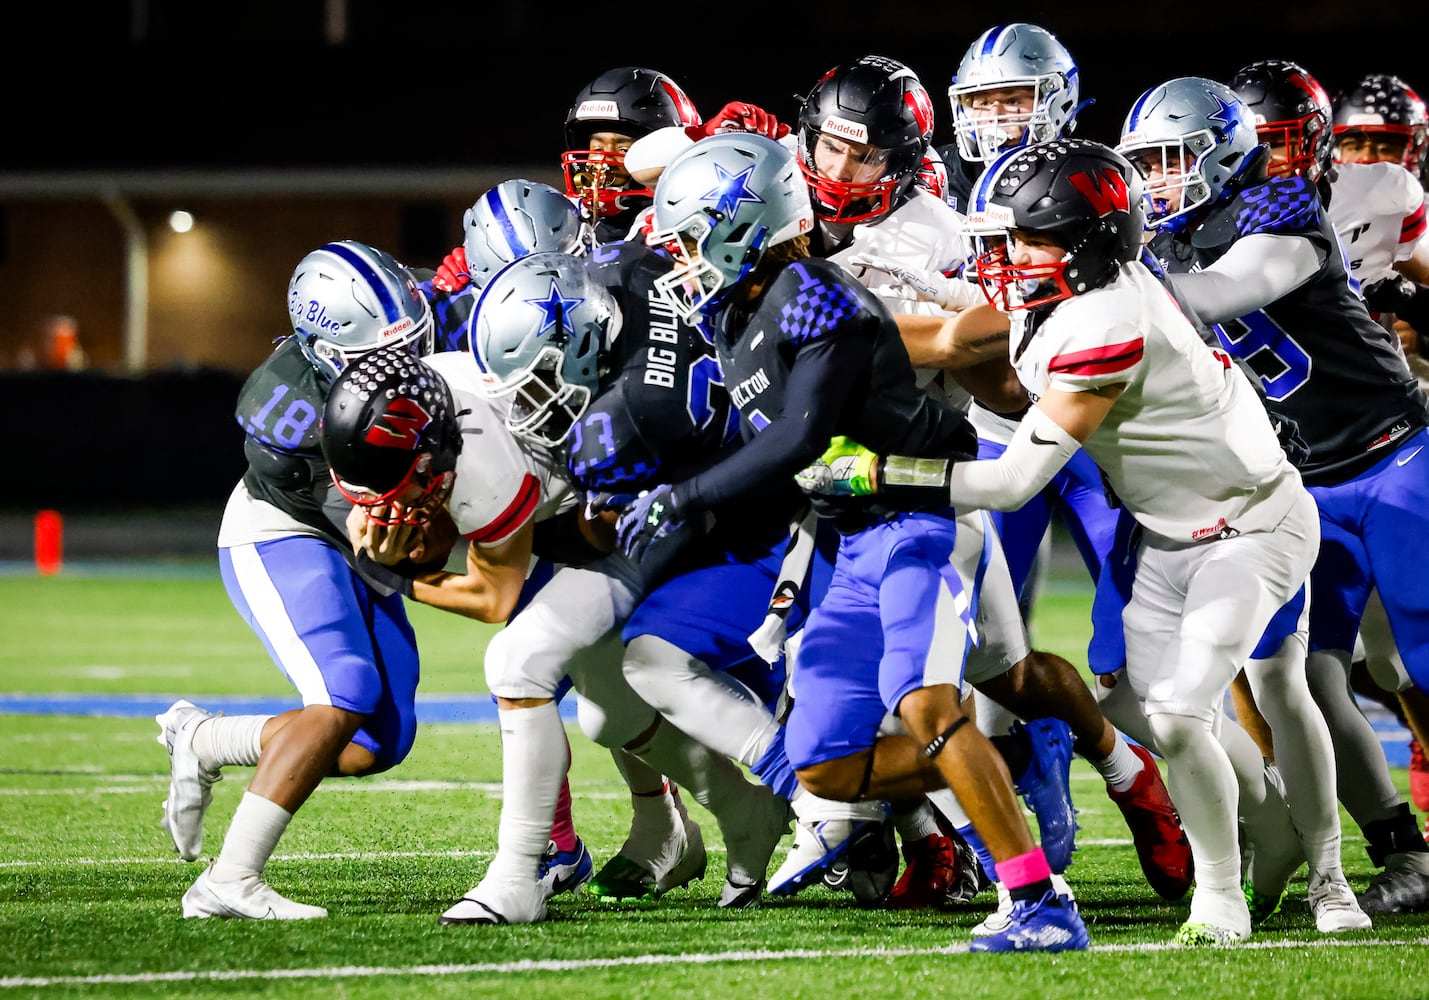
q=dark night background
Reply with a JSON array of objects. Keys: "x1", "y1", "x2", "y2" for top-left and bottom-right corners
[{"x1": 3, "y1": 3, "x2": 1425, "y2": 173}]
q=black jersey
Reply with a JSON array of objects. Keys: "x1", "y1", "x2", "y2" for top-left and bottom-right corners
[
  {"x1": 688, "y1": 255, "x2": 977, "y2": 530},
  {"x1": 567, "y1": 240, "x2": 740, "y2": 492},
  {"x1": 933, "y1": 142, "x2": 984, "y2": 215},
  {"x1": 1151, "y1": 175, "x2": 1429, "y2": 486},
  {"x1": 235, "y1": 336, "x2": 350, "y2": 546},
  {"x1": 414, "y1": 269, "x2": 477, "y2": 354}
]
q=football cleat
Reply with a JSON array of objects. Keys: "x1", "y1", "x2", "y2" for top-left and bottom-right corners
[
  {"x1": 1308, "y1": 872, "x2": 1371, "y2": 932},
  {"x1": 1174, "y1": 921, "x2": 1248, "y2": 947},
  {"x1": 588, "y1": 791, "x2": 707, "y2": 901},
  {"x1": 1013, "y1": 719, "x2": 1078, "y2": 873},
  {"x1": 536, "y1": 838, "x2": 594, "y2": 900},
  {"x1": 971, "y1": 874, "x2": 1072, "y2": 937},
  {"x1": 1356, "y1": 863, "x2": 1429, "y2": 914},
  {"x1": 716, "y1": 785, "x2": 790, "y2": 909},
  {"x1": 967, "y1": 890, "x2": 1089, "y2": 953},
  {"x1": 1106, "y1": 742, "x2": 1193, "y2": 900},
  {"x1": 769, "y1": 818, "x2": 872, "y2": 897},
  {"x1": 182, "y1": 867, "x2": 326, "y2": 920},
  {"x1": 439, "y1": 877, "x2": 548, "y2": 925},
  {"x1": 885, "y1": 828, "x2": 983, "y2": 910},
  {"x1": 155, "y1": 699, "x2": 222, "y2": 862},
  {"x1": 842, "y1": 815, "x2": 900, "y2": 906}
]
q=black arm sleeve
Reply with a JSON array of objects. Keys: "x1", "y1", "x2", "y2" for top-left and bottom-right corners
[{"x1": 680, "y1": 334, "x2": 871, "y2": 512}]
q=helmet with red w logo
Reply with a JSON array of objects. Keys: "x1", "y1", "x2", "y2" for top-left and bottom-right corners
[
  {"x1": 966, "y1": 138, "x2": 1145, "y2": 311},
  {"x1": 321, "y1": 348, "x2": 462, "y2": 526}
]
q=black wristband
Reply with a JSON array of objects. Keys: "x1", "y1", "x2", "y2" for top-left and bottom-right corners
[{"x1": 355, "y1": 550, "x2": 415, "y2": 598}]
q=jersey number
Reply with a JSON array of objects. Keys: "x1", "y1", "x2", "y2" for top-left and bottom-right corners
[
  {"x1": 244, "y1": 384, "x2": 319, "y2": 449},
  {"x1": 1211, "y1": 311, "x2": 1312, "y2": 402}
]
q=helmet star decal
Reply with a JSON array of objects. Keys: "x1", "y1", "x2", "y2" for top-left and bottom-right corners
[
  {"x1": 525, "y1": 280, "x2": 585, "y2": 337},
  {"x1": 1207, "y1": 93, "x2": 1241, "y2": 135},
  {"x1": 701, "y1": 162, "x2": 765, "y2": 216}
]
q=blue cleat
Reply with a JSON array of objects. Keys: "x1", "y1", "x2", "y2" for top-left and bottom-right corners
[
  {"x1": 1013, "y1": 719, "x2": 1078, "y2": 873},
  {"x1": 536, "y1": 838, "x2": 594, "y2": 900},
  {"x1": 968, "y1": 889, "x2": 1089, "y2": 953}
]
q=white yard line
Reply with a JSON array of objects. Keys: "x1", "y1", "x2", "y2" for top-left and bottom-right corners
[{"x1": 3, "y1": 937, "x2": 1424, "y2": 989}]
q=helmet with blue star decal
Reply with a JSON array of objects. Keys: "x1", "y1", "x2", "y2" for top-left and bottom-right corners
[
  {"x1": 1115, "y1": 77, "x2": 1260, "y2": 233},
  {"x1": 467, "y1": 251, "x2": 620, "y2": 447},
  {"x1": 646, "y1": 132, "x2": 815, "y2": 321}
]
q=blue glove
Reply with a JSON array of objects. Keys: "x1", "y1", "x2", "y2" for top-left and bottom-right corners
[{"x1": 615, "y1": 484, "x2": 686, "y2": 563}]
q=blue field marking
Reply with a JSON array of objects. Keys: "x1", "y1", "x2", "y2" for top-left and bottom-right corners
[{"x1": 0, "y1": 694, "x2": 578, "y2": 724}]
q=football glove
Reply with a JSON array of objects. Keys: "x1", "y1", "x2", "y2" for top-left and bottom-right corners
[
  {"x1": 685, "y1": 102, "x2": 790, "y2": 141},
  {"x1": 1362, "y1": 274, "x2": 1419, "y2": 315},
  {"x1": 614, "y1": 484, "x2": 687, "y2": 563},
  {"x1": 432, "y1": 246, "x2": 470, "y2": 294},
  {"x1": 846, "y1": 253, "x2": 983, "y2": 311},
  {"x1": 794, "y1": 436, "x2": 883, "y2": 496}
]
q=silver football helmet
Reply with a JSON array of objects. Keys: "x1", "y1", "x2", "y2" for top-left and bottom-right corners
[
  {"x1": 948, "y1": 23, "x2": 1081, "y2": 163},
  {"x1": 469, "y1": 251, "x2": 620, "y2": 447},
  {"x1": 287, "y1": 240, "x2": 434, "y2": 379},
  {"x1": 1116, "y1": 77, "x2": 1260, "y2": 233},
  {"x1": 462, "y1": 179, "x2": 594, "y2": 290},
  {"x1": 646, "y1": 132, "x2": 815, "y2": 321}
]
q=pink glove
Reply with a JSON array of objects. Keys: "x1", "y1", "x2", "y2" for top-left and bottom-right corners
[
  {"x1": 685, "y1": 101, "x2": 790, "y2": 141},
  {"x1": 432, "y1": 246, "x2": 469, "y2": 294}
]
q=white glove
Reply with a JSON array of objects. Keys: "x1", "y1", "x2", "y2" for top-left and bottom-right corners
[{"x1": 848, "y1": 253, "x2": 983, "y2": 311}]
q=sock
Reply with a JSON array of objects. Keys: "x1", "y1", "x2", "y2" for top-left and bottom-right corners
[
  {"x1": 892, "y1": 799, "x2": 941, "y2": 842},
  {"x1": 957, "y1": 822, "x2": 999, "y2": 884},
  {"x1": 485, "y1": 702, "x2": 566, "y2": 884},
  {"x1": 1305, "y1": 649, "x2": 1405, "y2": 825},
  {"x1": 545, "y1": 731, "x2": 574, "y2": 845},
  {"x1": 1092, "y1": 737, "x2": 1143, "y2": 793},
  {"x1": 999, "y1": 848, "x2": 1054, "y2": 903},
  {"x1": 1152, "y1": 711, "x2": 1242, "y2": 895},
  {"x1": 209, "y1": 791, "x2": 292, "y2": 882},
  {"x1": 192, "y1": 714, "x2": 269, "y2": 769}
]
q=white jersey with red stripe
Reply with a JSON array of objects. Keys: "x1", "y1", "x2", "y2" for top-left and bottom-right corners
[
  {"x1": 422, "y1": 351, "x2": 578, "y2": 546},
  {"x1": 1327, "y1": 159, "x2": 1427, "y2": 284},
  {"x1": 827, "y1": 187, "x2": 980, "y2": 411},
  {"x1": 1012, "y1": 261, "x2": 1302, "y2": 544}
]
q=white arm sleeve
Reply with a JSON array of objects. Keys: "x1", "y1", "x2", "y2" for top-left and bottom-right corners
[
  {"x1": 624, "y1": 126, "x2": 695, "y2": 182},
  {"x1": 944, "y1": 406, "x2": 1080, "y2": 511},
  {"x1": 1166, "y1": 233, "x2": 1323, "y2": 324}
]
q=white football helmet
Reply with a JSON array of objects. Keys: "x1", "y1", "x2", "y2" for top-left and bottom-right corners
[
  {"x1": 948, "y1": 23, "x2": 1081, "y2": 163},
  {"x1": 646, "y1": 132, "x2": 815, "y2": 321},
  {"x1": 462, "y1": 178, "x2": 593, "y2": 290},
  {"x1": 287, "y1": 241, "x2": 434, "y2": 379},
  {"x1": 469, "y1": 251, "x2": 620, "y2": 447},
  {"x1": 1116, "y1": 77, "x2": 1260, "y2": 233}
]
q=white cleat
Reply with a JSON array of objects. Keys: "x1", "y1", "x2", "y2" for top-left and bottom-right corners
[
  {"x1": 182, "y1": 867, "x2": 326, "y2": 920},
  {"x1": 155, "y1": 699, "x2": 222, "y2": 861},
  {"x1": 439, "y1": 877, "x2": 548, "y2": 925},
  {"x1": 718, "y1": 785, "x2": 791, "y2": 909},
  {"x1": 1309, "y1": 873, "x2": 1372, "y2": 932},
  {"x1": 769, "y1": 817, "x2": 864, "y2": 897}
]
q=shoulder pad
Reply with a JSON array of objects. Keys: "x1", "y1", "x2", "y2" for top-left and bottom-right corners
[{"x1": 1222, "y1": 176, "x2": 1322, "y2": 241}]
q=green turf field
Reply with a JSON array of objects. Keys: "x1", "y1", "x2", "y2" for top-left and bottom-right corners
[{"x1": 2, "y1": 570, "x2": 1425, "y2": 999}]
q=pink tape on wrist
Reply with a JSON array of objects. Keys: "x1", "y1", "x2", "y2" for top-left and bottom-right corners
[{"x1": 998, "y1": 848, "x2": 1052, "y2": 890}]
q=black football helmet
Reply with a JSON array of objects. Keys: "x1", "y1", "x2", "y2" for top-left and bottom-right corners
[
  {"x1": 966, "y1": 138, "x2": 1146, "y2": 311},
  {"x1": 322, "y1": 348, "x2": 462, "y2": 527},
  {"x1": 1229, "y1": 60, "x2": 1334, "y2": 182},
  {"x1": 796, "y1": 54, "x2": 936, "y2": 224},
  {"x1": 561, "y1": 67, "x2": 701, "y2": 220},
  {"x1": 1332, "y1": 73, "x2": 1429, "y2": 174}
]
